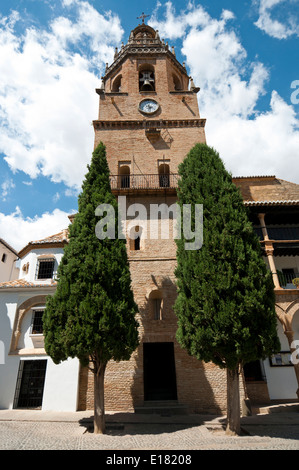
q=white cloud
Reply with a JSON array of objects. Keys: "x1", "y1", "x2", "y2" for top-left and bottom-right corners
[
  {"x1": 151, "y1": 2, "x2": 299, "y2": 183},
  {"x1": 254, "y1": 0, "x2": 299, "y2": 39},
  {"x1": 1, "y1": 0, "x2": 298, "y2": 204},
  {"x1": 205, "y1": 91, "x2": 299, "y2": 181},
  {"x1": 150, "y1": 1, "x2": 211, "y2": 39},
  {"x1": 0, "y1": 1, "x2": 124, "y2": 190},
  {"x1": 65, "y1": 187, "x2": 80, "y2": 197},
  {"x1": 0, "y1": 206, "x2": 72, "y2": 252},
  {"x1": 1, "y1": 178, "x2": 15, "y2": 201},
  {"x1": 53, "y1": 192, "x2": 61, "y2": 203}
]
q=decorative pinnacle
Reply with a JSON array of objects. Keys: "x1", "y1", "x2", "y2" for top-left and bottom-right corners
[{"x1": 137, "y1": 12, "x2": 150, "y2": 24}]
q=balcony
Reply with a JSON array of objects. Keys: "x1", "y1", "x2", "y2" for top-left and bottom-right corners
[
  {"x1": 109, "y1": 173, "x2": 179, "y2": 194},
  {"x1": 277, "y1": 271, "x2": 299, "y2": 289},
  {"x1": 254, "y1": 226, "x2": 299, "y2": 241},
  {"x1": 254, "y1": 226, "x2": 299, "y2": 257}
]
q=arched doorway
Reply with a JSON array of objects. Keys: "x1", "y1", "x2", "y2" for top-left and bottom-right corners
[
  {"x1": 159, "y1": 164, "x2": 170, "y2": 188},
  {"x1": 119, "y1": 165, "x2": 130, "y2": 188}
]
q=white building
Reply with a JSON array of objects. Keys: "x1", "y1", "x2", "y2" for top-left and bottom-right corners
[
  {"x1": 0, "y1": 239, "x2": 19, "y2": 283},
  {"x1": 0, "y1": 230, "x2": 79, "y2": 411}
]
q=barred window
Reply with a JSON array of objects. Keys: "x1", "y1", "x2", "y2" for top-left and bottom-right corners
[
  {"x1": 130, "y1": 226, "x2": 142, "y2": 251},
  {"x1": 31, "y1": 310, "x2": 44, "y2": 335},
  {"x1": 36, "y1": 259, "x2": 55, "y2": 279}
]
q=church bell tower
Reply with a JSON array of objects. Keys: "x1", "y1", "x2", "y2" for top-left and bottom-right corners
[{"x1": 81, "y1": 19, "x2": 222, "y2": 414}]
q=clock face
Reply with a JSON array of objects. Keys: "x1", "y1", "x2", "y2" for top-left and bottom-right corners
[{"x1": 139, "y1": 99, "x2": 159, "y2": 114}]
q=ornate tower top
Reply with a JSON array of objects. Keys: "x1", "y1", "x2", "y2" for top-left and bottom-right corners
[
  {"x1": 101, "y1": 22, "x2": 189, "y2": 83},
  {"x1": 136, "y1": 12, "x2": 150, "y2": 24}
]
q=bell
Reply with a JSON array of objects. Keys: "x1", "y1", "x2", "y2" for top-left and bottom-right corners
[{"x1": 141, "y1": 79, "x2": 154, "y2": 91}]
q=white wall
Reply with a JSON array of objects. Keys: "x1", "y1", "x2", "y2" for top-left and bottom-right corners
[
  {"x1": 42, "y1": 357, "x2": 80, "y2": 411},
  {"x1": 263, "y1": 319, "x2": 298, "y2": 400},
  {"x1": 275, "y1": 256, "x2": 299, "y2": 273},
  {"x1": 0, "y1": 289, "x2": 80, "y2": 411},
  {"x1": 20, "y1": 248, "x2": 64, "y2": 283},
  {"x1": 0, "y1": 243, "x2": 19, "y2": 282}
]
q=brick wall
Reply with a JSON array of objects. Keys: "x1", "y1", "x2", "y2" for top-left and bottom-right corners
[
  {"x1": 77, "y1": 38, "x2": 249, "y2": 415},
  {"x1": 78, "y1": 192, "x2": 238, "y2": 414}
]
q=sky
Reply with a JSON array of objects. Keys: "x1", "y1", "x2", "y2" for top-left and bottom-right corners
[{"x1": 0, "y1": 0, "x2": 298, "y2": 251}]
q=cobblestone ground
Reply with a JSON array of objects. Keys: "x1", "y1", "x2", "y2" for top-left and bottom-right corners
[{"x1": 1, "y1": 420, "x2": 299, "y2": 450}]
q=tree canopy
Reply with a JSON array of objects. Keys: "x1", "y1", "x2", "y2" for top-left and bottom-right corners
[
  {"x1": 174, "y1": 143, "x2": 280, "y2": 371},
  {"x1": 43, "y1": 142, "x2": 139, "y2": 368}
]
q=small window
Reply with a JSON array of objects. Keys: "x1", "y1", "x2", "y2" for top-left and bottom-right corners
[
  {"x1": 153, "y1": 298, "x2": 162, "y2": 320},
  {"x1": 130, "y1": 226, "x2": 142, "y2": 251},
  {"x1": 36, "y1": 259, "x2": 55, "y2": 280},
  {"x1": 149, "y1": 291, "x2": 163, "y2": 320},
  {"x1": 31, "y1": 310, "x2": 44, "y2": 335},
  {"x1": 1, "y1": 253, "x2": 7, "y2": 263},
  {"x1": 134, "y1": 235, "x2": 140, "y2": 251}
]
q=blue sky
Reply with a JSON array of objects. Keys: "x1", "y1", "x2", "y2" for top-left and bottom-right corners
[{"x1": 0, "y1": 0, "x2": 298, "y2": 250}]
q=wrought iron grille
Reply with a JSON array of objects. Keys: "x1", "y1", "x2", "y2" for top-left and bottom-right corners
[
  {"x1": 109, "y1": 173, "x2": 179, "y2": 190},
  {"x1": 14, "y1": 360, "x2": 47, "y2": 409},
  {"x1": 31, "y1": 310, "x2": 44, "y2": 335},
  {"x1": 36, "y1": 259, "x2": 55, "y2": 279}
]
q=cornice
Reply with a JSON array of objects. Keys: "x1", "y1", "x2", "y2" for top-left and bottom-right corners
[{"x1": 93, "y1": 118, "x2": 206, "y2": 130}]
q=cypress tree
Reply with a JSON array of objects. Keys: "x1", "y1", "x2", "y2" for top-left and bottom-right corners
[
  {"x1": 174, "y1": 143, "x2": 280, "y2": 435},
  {"x1": 43, "y1": 142, "x2": 139, "y2": 434}
]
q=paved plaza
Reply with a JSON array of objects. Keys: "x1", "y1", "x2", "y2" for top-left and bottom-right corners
[{"x1": 0, "y1": 405, "x2": 299, "y2": 451}]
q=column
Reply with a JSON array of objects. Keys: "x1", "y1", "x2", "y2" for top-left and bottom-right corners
[{"x1": 258, "y1": 213, "x2": 280, "y2": 289}]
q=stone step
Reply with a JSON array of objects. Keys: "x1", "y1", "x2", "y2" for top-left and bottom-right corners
[
  {"x1": 252, "y1": 402, "x2": 299, "y2": 415},
  {"x1": 134, "y1": 401, "x2": 189, "y2": 416}
]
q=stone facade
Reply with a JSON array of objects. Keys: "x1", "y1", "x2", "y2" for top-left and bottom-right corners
[
  {"x1": 77, "y1": 23, "x2": 233, "y2": 414},
  {"x1": 78, "y1": 21, "x2": 299, "y2": 414},
  {"x1": 1, "y1": 22, "x2": 299, "y2": 415}
]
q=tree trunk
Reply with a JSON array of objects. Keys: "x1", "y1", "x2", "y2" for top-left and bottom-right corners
[
  {"x1": 93, "y1": 361, "x2": 107, "y2": 434},
  {"x1": 226, "y1": 367, "x2": 241, "y2": 436}
]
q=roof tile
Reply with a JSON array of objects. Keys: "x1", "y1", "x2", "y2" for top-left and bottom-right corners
[{"x1": 0, "y1": 278, "x2": 57, "y2": 289}]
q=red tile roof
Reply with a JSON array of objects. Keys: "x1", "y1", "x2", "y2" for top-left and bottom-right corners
[
  {"x1": 18, "y1": 230, "x2": 69, "y2": 258},
  {"x1": 0, "y1": 278, "x2": 57, "y2": 289},
  {"x1": 233, "y1": 176, "x2": 299, "y2": 204}
]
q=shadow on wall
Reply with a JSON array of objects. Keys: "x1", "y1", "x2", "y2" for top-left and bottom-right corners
[
  {"x1": 0, "y1": 296, "x2": 18, "y2": 408},
  {"x1": 77, "y1": 274, "x2": 224, "y2": 416},
  {"x1": 130, "y1": 275, "x2": 224, "y2": 416}
]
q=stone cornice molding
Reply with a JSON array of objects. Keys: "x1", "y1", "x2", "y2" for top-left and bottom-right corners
[{"x1": 93, "y1": 118, "x2": 206, "y2": 130}]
